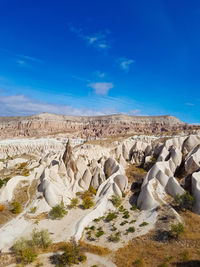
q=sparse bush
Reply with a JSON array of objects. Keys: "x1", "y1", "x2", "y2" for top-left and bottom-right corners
[
  {"x1": 111, "y1": 194, "x2": 122, "y2": 207},
  {"x1": 180, "y1": 250, "x2": 191, "y2": 261},
  {"x1": 129, "y1": 220, "x2": 136, "y2": 224},
  {"x1": 18, "y1": 162, "x2": 27, "y2": 170},
  {"x1": 111, "y1": 224, "x2": 117, "y2": 231},
  {"x1": 169, "y1": 223, "x2": 185, "y2": 239},
  {"x1": 106, "y1": 212, "x2": 117, "y2": 222},
  {"x1": 93, "y1": 216, "x2": 104, "y2": 222},
  {"x1": 49, "y1": 201, "x2": 68, "y2": 219},
  {"x1": 31, "y1": 229, "x2": 52, "y2": 249},
  {"x1": 89, "y1": 185, "x2": 97, "y2": 195},
  {"x1": 108, "y1": 232, "x2": 121, "y2": 242},
  {"x1": 90, "y1": 226, "x2": 95, "y2": 231},
  {"x1": 95, "y1": 230, "x2": 104, "y2": 238},
  {"x1": 174, "y1": 192, "x2": 194, "y2": 211},
  {"x1": 120, "y1": 220, "x2": 128, "y2": 226},
  {"x1": 12, "y1": 202, "x2": 22, "y2": 214},
  {"x1": 118, "y1": 205, "x2": 125, "y2": 212},
  {"x1": 82, "y1": 196, "x2": 94, "y2": 209},
  {"x1": 122, "y1": 211, "x2": 130, "y2": 219},
  {"x1": 58, "y1": 238, "x2": 87, "y2": 266},
  {"x1": 140, "y1": 222, "x2": 148, "y2": 227},
  {"x1": 127, "y1": 227, "x2": 135, "y2": 233},
  {"x1": 130, "y1": 205, "x2": 139, "y2": 211},
  {"x1": 13, "y1": 237, "x2": 37, "y2": 264},
  {"x1": 70, "y1": 198, "x2": 79, "y2": 208},
  {"x1": 0, "y1": 179, "x2": 4, "y2": 188},
  {"x1": 29, "y1": 206, "x2": 37, "y2": 214}
]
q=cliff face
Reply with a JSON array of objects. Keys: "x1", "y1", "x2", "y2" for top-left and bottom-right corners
[{"x1": 0, "y1": 113, "x2": 188, "y2": 140}]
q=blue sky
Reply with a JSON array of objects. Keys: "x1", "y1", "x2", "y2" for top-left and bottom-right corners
[{"x1": 0, "y1": 0, "x2": 200, "y2": 123}]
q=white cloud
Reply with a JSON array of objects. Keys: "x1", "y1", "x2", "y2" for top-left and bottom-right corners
[
  {"x1": 0, "y1": 94, "x2": 142, "y2": 117},
  {"x1": 118, "y1": 57, "x2": 135, "y2": 72},
  {"x1": 88, "y1": 82, "x2": 114, "y2": 95},
  {"x1": 69, "y1": 25, "x2": 110, "y2": 50},
  {"x1": 95, "y1": 71, "x2": 105, "y2": 78},
  {"x1": 185, "y1": 102, "x2": 195, "y2": 106}
]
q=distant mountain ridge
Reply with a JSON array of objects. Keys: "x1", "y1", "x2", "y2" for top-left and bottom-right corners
[{"x1": 0, "y1": 113, "x2": 190, "y2": 140}]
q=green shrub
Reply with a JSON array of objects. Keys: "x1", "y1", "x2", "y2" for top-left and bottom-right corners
[
  {"x1": 127, "y1": 227, "x2": 135, "y2": 233},
  {"x1": 120, "y1": 220, "x2": 128, "y2": 226},
  {"x1": 111, "y1": 224, "x2": 117, "y2": 231},
  {"x1": 93, "y1": 216, "x2": 104, "y2": 222},
  {"x1": 95, "y1": 230, "x2": 104, "y2": 238},
  {"x1": 12, "y1": 202, "x2": 22, "y2": 214},
  {"x1": 130, "y1": 205, "x2": 139, "y2": 211},
  {"x1": 31, "y1": 229, "x2": 52, "y2": 249},
  {"x1": 122, "y1": 211, "x2": 130, "y2": 219},
  {"x1": 118, "y1": 205, "x2": 125, "y2": 212},
  {"x1": 29, "y1": 206, "x2": 37, "y2": 214},
  {"x1": 70, "y1": 198, "x2": 79, "y2": 208},
  {"x1": 59, "y1": 238, "x2": 87, "y2": 266},
  {"x1": 108, "y1": 232, "x2": 121, "y2": 242},
  {"x1": 82, "y1": 196, "x2": 94, "y2": 209},
  {"x1": 111, "y1": 194, "x2": 122, "y2": 207},
  {"x1": 0, "y1": 179, "x2": 4, "y2": 188},
  {"x1": 106, "y1": 212, "x2": 117, "y2": 222},
  {"x1": 129, "y1": 220, "x2": 136, "y2": 224},
  {"x1": 174, "y1": 192, "x2": 194, "y2": 211},
  {"x1": 133, "y1": 258, "x2": 144, "y2": 267},
  {"x1": 89, "y1": 185, "x2": 97, "y2": 195},
  {"x1": 49, "y1": 202, "x2": 68, "y2": 219},
  {"x1": 13, "y1": 237, "x2": 37, "y2": 264},
  {"x1": 140, "y1": 222, "x2": 148, "y2": 227},
  {"x1": 90, "y1": 226, "x2": 95, "y2": 231},
  {"x1": 169, "y1": 223, "x2": 185, "y2": 239}
]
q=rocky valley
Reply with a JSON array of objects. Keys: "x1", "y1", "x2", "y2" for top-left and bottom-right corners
[{"x1": 0, "y1": 114, "x2": 200, "y2": 266}]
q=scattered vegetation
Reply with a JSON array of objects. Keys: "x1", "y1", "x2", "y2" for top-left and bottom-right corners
[
  {"x1": 49, "y1": 201, "x2": 68, "y2": 219},
  {"x1": 13, "y1": 229, "x2": 52, "y2": 264},
  {"x1": 58, "y1": 238, "x2": 87, "y2": 266},
  {"x1": 106, "y1": 212, "x2": 117, "y2": 222},
  {"x1": 12, "y1": 202, "x2": 22, "y2": 214},
  {"x1": 139, "y1": 222, "x2": 148, "y2": 227},
  {"x1": 69, "y1": 198, "x2": 79, "y2": 208},
  {"x1": 127, "y1": 227, "x2": 135, "y2": 233},
  {"x1": 169, "y1": 223, "x2": 185, "y2": 239},
  {"x1": 130, "y1": 205, "x2": 139, "y2": 211},
  {"x1": 88, "y1": 185, "x2": 97, "y2": 195},
  {"x1": 108, "y1": 232, "x2": 121, "y2": 243},
  {"x1": 129, "y1": 220, "x2": 136, "y2": 224},
  {"x1": 118, "y1": 205, "x2": 126, "y2": 212},
  {"x1": 174, "y1": 192, "x2": 195, "y2": 211},
  {"x1": 82, "y1": 196, "x2": 94, "y2": 209},
  {"x1": 122, "y1": 210, "x2": 130, "y2": 219},
  {"x1": 120, "y1": 220, "x2": 128, "y2": 226},
  {"x1": 111, "y1": 194, "x2": 122, "y2": 207},
  {"x1": 0, "y1": 177, "x2": 10, "y2": 188},
  {"x1": 29, "y1": 206, "x2": 37, "y2": 214},
  {"x1": 95, "y1": 228, "x2": 104, "y2": 238},
  {"x1": 93, "y1": 216, "x2": 104, "y2": 222}
]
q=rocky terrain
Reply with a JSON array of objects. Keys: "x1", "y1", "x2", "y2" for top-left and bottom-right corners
[
  {"x1": 0, "y1": 113, "x2": 193, "y2": 140},
  {"x1": 0, "y1": 117, "x2": 200, "y2": 266}
]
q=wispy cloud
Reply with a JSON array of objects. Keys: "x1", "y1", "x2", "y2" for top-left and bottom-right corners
[
  {"x1": 88, "y1": 82, "x2": 114, "y2": 95},
  {"x1": 17, "y1": 54, "x2": 43, "y2": 64},
  {"x1": 118, "y1": 57, "x2": 135, "y2": 72},
  {"x1": 94, "y1": 71, "x2": 106, "y2": 78},
  {"x1": 0, "y1": 94, "x2": 141, "y2": 117},
  {"x1": 185, "y1": 102, "x2": 195, "y2": 106},
  {"x1": 69, "y1": 25, "x2": 110, "y2": 50}
]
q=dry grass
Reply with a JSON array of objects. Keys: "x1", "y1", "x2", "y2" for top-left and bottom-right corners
[
  {"x1": 114, "y1": 210, "x2": 200, "y2": 267},
  {"x1": 79, "y1": 241, "x2": 112, "y2": 255},
  {"x1": 126, "y1": 164, "x2": 147, "y2": 183}
]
